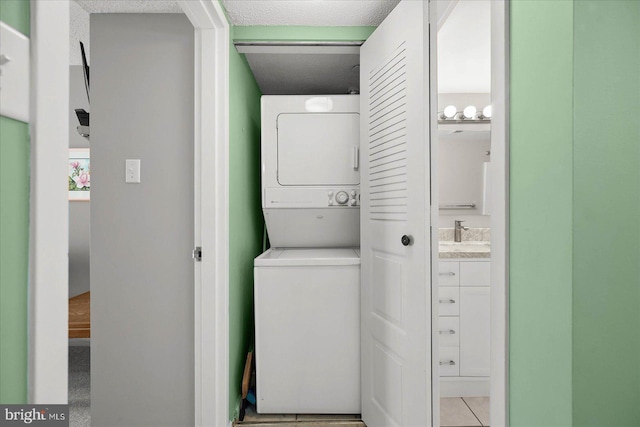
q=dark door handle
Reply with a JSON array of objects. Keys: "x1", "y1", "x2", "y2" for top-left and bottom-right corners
[{"x1": 401, "y1": 235, "x2": 412, "y2": 246}]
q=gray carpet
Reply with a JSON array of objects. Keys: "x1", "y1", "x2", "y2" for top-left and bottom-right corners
[{"x1": 69, "y1": 345, "x2": 91, "y2": 427}]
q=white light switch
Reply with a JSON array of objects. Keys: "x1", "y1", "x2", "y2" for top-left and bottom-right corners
[{"x1": 125, "y1": 159, "x2": 141, "y2": 183}]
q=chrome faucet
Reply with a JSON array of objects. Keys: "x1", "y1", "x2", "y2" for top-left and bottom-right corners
[{"x1": 454, "y1": 220, "x2": 469, "y2": 243}]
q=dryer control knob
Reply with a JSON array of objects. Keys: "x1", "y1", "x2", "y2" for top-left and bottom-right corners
[
  {"x1": 350, "y1": 198, "x2": 357, "y2": 206},
  {"x1": 351, "y1": 190, "x2": 357, "y2": 197},
  {"x1": 335, "y1": 191, "x2": 349, "y2": 205}
]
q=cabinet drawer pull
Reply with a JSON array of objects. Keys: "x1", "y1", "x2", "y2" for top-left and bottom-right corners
[
  {"x1": 439, "y1": 360, "x2": 456, "y2": 366},
  {"x1": 439, "y1": 299, "x2": 456, "y2": 304},
  {"x1": 439, "y1": 329, "x2": 456, "y2": 335},
  {"x1": 439, "y1": 272, "x2": 456, "y2": 276}
]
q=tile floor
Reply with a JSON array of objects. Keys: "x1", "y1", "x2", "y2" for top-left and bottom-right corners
[
  {"x1": 237, "y1": 407, "x2": 364, "y2": 426},
  {"x1": 236, "y1": 397, "x2": 489, "y2": 426},
  {"x1": 440, "y1": 397, "x2": 490, "y2": 427}
]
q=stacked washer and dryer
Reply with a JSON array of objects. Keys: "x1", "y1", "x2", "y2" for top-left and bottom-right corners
[{"x1": 254, "y1": 95, "x2": 361, "y2": 414}]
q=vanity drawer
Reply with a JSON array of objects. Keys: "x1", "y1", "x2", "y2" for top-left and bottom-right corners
[
  {"x1": 438, "y1": 261, "x2": 460, "y2": 286},
  {"x1": 439, "y1": 346, "x2": 460, "y2": 377},
  {"x1": 438, "y1": 287, "x2": 459, "y2": 316},
  {"x1": 459, "y1": 261, "x2": 491, "y2": 286},
  {"x1": 438, "y1": 317, "x2": 460, "y2": 347}
]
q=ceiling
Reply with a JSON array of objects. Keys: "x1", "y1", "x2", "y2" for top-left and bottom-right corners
[
  {"x1": 70, "y1": 0, "x2": 490, "y2": 94},
  {"x1": 236, "y1": 1, "x2": 491, "y2": 95},
  {"x1": 222, "y1": 0, "x2": 400, "y2": 26},
  {"x1": 74, "y1": 0, "x2": 181, "y2": 14}
]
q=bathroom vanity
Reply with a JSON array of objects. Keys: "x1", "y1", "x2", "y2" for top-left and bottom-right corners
[{"x1": 438, "y1": 240, "x2": 491, "y2": 397}]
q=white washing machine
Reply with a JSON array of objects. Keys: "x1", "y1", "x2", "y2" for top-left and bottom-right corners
[
  {"x1": 255, "y1": 95, "x2": 361, "y2": 414},
  {"x1": 254, "y1": 248, "x2": 360, "y2": 414}
]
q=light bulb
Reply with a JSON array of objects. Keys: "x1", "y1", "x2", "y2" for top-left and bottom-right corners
[
  {"x1": 463, "y1": 105, "x2": 477, "y2": 119},
  {"x1": 482, "y1": 105, "x2": 492, "y2": 119},
  {"x1": 442, "y1": 105, "x2": 457, "y2": 119}
]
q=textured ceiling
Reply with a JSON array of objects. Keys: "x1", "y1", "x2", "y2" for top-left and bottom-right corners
[
  {"x1": 222, "y1": 0, "x2": 400, "y2": 26},
  {"x1": 74, "y1": 0, "x2": 181, "y2": 14},
  {"x1": 70, "y1": 1, "x2": 90, "y2": 66}
]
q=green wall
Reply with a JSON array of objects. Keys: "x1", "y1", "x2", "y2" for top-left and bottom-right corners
[
  {"x1": 511, "y1": 1, "x2": 640, "y2": 426},
  {"x1": 0, "y1": 0, "x2": 29, "y2": 35},
  {"x1": 228, "y1": 29, "x2": 264, "y2": 419},
  {"x1": 510, "y1": 1, "x2": 574, "y2": 425},
  {"x1": 573, "y1": 1, "x2": 640, "y2": 426},
  {"x1": 0, "y1": 0, "x2": 30, "y2": 404}
]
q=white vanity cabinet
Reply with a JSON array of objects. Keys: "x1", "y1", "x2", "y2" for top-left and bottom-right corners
[{"x1": 438, "y1": 259, "x2": 490, "y2": 397}]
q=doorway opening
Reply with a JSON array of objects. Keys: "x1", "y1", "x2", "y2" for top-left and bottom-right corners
[
  {"x1": 435, "y1": 1, "x2": 492, "y2": 425},
  {"x1": 31, "y1": 1, "x2": 508, "y2": 426}
]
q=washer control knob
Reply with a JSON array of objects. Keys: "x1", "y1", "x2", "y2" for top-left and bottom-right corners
[
  {"x1": 328, "y1": 190, "x2": 334, "y2": 197},
  {"x1": 328, "y1": 200, "x2": 334, "y2": 206},
  {"x1": 335, "y1": 191, "x2": 349, "y2": 205},
  {"x1": 351, "y1": 190, "x2": 357, "y2": 197},
  {"x1": 350, "y1": 198, "x2": 357, "y2": 206}
]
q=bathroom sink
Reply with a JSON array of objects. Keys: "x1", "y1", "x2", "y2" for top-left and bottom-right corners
[{"x1": 439, "y1": 241, "x2": 491, "y2": 255}]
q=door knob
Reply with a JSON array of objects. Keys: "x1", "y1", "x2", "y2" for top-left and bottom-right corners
[{"x1": 401, "y1": 235, "x2": 412, "y2": 246}]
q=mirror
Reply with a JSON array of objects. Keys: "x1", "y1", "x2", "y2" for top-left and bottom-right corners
[{"x1": 437, "y1": 93, "x2": 491, "y2": 216}]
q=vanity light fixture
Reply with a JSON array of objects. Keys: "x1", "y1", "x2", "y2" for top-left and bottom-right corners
[
  {"x1": 440, "y1": 105, "x2": 457, "y2": 120},
  {"x1": 478, "y1": 105, "x2": 492, "y2": 120},
  {"x1": 438, "y1": 104, "x2": 491, "y2": 123},
  {"x1": 462, "y1": 105, "x2": 477, "y2": 120}
]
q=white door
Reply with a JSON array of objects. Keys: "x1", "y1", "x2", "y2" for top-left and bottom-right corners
[{"x1": 360, "y1": 1, "x2": 433, "y2": 426}]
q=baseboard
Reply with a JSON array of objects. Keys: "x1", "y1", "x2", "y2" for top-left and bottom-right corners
[{"x1": 440, "y1": 377, "x2": 490, "y2": 397}]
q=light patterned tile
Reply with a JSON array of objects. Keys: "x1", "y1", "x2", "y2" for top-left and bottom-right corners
[
  {"x1": 296, "y1": 414, "x2": 360, "y2": 421},
  {"x1": 440, "y1": 397, "x2": 481, "y2": 427},
  {"x1": 462, "y1": 397, "x2": 490, "y2": 426},
  {"x1": 242, "y1": 408, "x2": 295, "y2": 422}
]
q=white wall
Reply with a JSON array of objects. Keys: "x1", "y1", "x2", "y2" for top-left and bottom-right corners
[{"x1": 90, "y1": 14, "x2": 195, "y2": 426}]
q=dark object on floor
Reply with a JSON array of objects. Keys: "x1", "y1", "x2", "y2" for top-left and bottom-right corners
[{"x1": 239, "y1": 350, "x2": 254, "y2": 421}]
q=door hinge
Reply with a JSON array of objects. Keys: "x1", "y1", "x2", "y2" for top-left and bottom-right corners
[{"x1": 192, "y1": 246, "x2": 202, "y2": 262}]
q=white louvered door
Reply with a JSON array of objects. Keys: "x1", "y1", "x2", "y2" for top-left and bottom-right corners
[{"x1": 360, "y1": 1, "x2": 433, "y2": 426}]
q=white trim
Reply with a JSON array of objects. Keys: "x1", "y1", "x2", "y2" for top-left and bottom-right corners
[
  {"x1": 28, "y1": 0, "x2": 69, "y2": 404},
  {"x1": 429, "y1": 1, "x2": 441, "y2": 426},
  {"x1": 179, "y1": 1, "x2": 230, "y2": 426},
  {"x1": 490, "y1": 1, "x2": 509, "y2": 426}
]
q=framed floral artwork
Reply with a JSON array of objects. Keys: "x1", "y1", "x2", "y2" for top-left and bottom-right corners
[{"x1": 69, "y1": 148, "x2": 90, "y2": 201}]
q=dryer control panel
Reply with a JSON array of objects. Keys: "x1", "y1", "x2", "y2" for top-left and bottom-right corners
[
  {"x1": 327, "y1": 189, "x2": 359, "y2": 207},
  {"x1": 264, "y1": 187, "x2": 359, "y2": 209}
]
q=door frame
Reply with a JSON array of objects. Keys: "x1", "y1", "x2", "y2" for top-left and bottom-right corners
[
  {"x1": 28, "y1": 0, "x2": 230, "y2": 425},
  {"x1": 30, "y1": 0, "x2": 508, "y2": 425},
  {"x1": 489, "y1": 1, "x2": 510, "y2": 425},
  {"x1": 430, "y1": 0, "x2": 509, "y2": 426}
]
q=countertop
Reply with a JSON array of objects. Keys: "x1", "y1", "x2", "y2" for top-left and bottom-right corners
[
  {"x1": 438, "y1": 241, "x2": 491, "y2": 259},
  {"x1": 438, "y1": 228, "x2": 491, "y2": 259}
]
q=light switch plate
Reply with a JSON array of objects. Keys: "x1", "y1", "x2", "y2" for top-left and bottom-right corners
[
  {"x1": 0, "y1": 21, "x2": 30, "y2": 122},
  {"x1": 125, "y1": 159, "x2": 141, "y2": 183}
]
